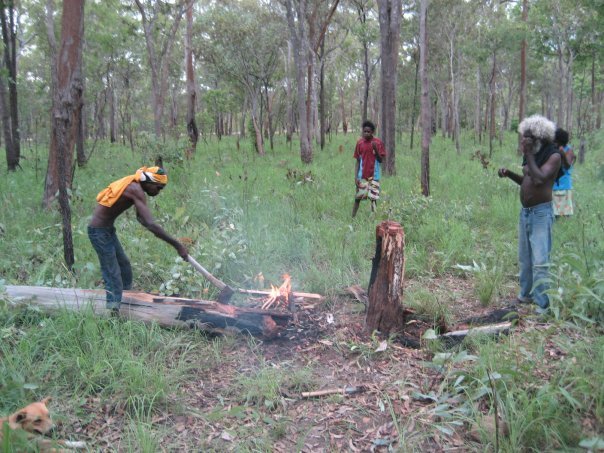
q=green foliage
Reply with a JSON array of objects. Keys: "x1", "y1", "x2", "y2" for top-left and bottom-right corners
[{"x1": 548, "y1": 255, "x2": 604, "y2": 325}]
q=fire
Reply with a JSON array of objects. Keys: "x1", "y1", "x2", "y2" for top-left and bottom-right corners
[{"x1": 262, "y1": 274, "x2": 291, "y2": 310}]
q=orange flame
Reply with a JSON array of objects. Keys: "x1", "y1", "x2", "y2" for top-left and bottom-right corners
[{"x1": 262, "y1": 274, "x2": 291, "y2": 309}]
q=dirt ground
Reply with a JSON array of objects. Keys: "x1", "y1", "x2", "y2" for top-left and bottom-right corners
[{"x1": 60, "y1": 276, "x2": 553, "y2": 451}]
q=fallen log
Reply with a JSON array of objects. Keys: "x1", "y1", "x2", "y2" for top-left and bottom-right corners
[{"x1": 5, "y1": 285, "x2": 291, "y2": 339}]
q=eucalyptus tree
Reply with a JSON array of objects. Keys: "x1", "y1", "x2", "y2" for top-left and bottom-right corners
[
  {"x1": 133, "y1": 0, "x2": 189, "y2": 142},
  {"x1": 50, "y1": 0, "x2": 84, "y2": 268},
  {"x1": 377, "y1": 0, "x2": 401, "y2": 175},
  {"x1": 198, "y1": 0, "x2": 286, "y2": 155},
  {"x1": 518, "y1": 0, "x2": 528, "y2": 144},
  {"x1": 419, "y1": 0, "x2": 430, "y2": 196},
  {"x1": 349, "y1": 0, "x2": 380, "y2": 124},
  {"x1": 0, "y1": 0, "x2": 20, "y2": 171},
  {"x1": 184, "y1": 0, "x2": 198, "y2": 156},
  {"x1": 531, "y1": 0, "x2": 593, "y2": 131},
  {"x1": 283, "y1": 0, "x2": 339, "y2": 163}
]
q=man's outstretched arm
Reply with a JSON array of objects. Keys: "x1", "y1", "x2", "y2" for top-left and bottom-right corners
[
  {"x1": 128, "y1": 186, "x2": 188, "y2": 258},
  {"x1": 498, "y1": 167, "x2": 523, "y2": 185}
]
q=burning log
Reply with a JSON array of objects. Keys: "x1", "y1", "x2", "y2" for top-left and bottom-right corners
[
  {"x1": 365, "y1": 221, "x2": 407, "y2": 334},
  {"x1": 4, "y1": 285, "x2": 291, "y2": 339},
  {"x1": 261, "y1": 274, "x2": 291, "y2": 310}
]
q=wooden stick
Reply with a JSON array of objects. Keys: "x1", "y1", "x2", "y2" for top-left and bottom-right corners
[
  {"x1": 300, "y1": 386, "x2": 366, "y2": 398},
  {"x1": 237, "y1": 288, "x2": 323, "y2": 300}
]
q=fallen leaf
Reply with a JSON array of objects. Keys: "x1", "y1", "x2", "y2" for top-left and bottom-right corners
[
  {"x1": 221, "y1": 430, "x2": 235, "y2": 441},
  {"x1": 375, "y1": 340, "x2": 388, "y2": 352}
]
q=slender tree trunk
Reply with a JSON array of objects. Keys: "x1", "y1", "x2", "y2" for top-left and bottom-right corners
[
  {"x1": 319, "y1": 40, "x2": 326, "y2": 150},
  {"x1": 185, "y1": 1, "x2": 198, "y2": 158},
  {"x1": 249, "y1": 89, "x2": 265, "y2": 155},
  {"x1": 590, "y1": 52, "x2": 596, "y2": 131},
  {"x1": 488, "y1": 51, "x2": 497, "y2": 157},
  {"x1": 53, "y1": 0, "x2": 85, "y2": 270},
  {"x1": 109, "y1": 83, "x2": 116, "y2": 143},
  {"x1": 409, "y1": 52, "x2": 419, "y2": 149},
  {"x1": 0, "y1": 0, "x2": 20, "y2": 170},
  {"x1": 285, "y1": 42, "x2": 294, "y2": 143},
  {"x1": 474, "y1": 65, "x2": 482, "y2": 143},
  {"x1": 135, "y1": 0, "x2": 187, "y2": 142},
  {"x1": 557, "y1": 49, "x2": 564, "y2": 127},
  {"x1": 378, "y1": 0, "x2": 402, "y2": 175},
  {"x1": 419, "y1": 0, "x2": 430, "y2": 197},
  {"x1": 449, "y1": 36, "x2": 460, "y2": 154},
  {"x1": 517, "y1": 0, "x2": 528, "y2": 153},
  {"x1": 0, "y1": 69, "x2": 15, "y2": 170},
  {"x1": 42, "y1": 0, "x2": 60, "y2": 208},
  {"x1": 285, "y1": 0, "x2": 312, "y2": 163}
]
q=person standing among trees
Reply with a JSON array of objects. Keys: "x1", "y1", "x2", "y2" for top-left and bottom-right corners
[
  {"x1": 88, "y1": 166, "x2": 188, "y2": 315},
  {"x1": 352, "y1": 120, "x2": 386, "y2": 217},
  {"x1": 552, "y1": 128, "x2": 575, "y2": 218},
  {"x1": 498, "y1": 115, "x2": 562, "y2": 314}
]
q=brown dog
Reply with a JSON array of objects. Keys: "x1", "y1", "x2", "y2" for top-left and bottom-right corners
[
  {"x1": 0, "y1": 398, "x2": 85, "y2": 450},
  {"x1": 0, "y1": 397, "x2": 55, "y2": 438}
]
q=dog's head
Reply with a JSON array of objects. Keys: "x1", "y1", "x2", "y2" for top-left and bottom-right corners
[{"x1": 7, "y1": 397, "x2": 54, "y2": 435}]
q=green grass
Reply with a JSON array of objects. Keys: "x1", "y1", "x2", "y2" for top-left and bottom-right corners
[{"x1": 1, "y1": 128, "x2": 603, "y2": 450}]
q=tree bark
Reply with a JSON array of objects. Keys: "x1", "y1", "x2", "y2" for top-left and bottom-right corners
[
  {"x1": 419, "y1": 0, "x2": 430, "y2": 197},
  {"x1": 366, "y1": 221, "x2": 406, "y2": 334},
  {"x1": 52, "y1": 0, "x2": 85, "y2": 270},
  {"x1": 517, "y1": 0, "x2": 528, "y2": 153},
  {"x1": 285, "y1": 41, "x2": 294, "y2": 143},
  {"x1": 409, "y1": 51, "x2": 419, "y2": 149},
  {"x1": 285, "y1": 0, "x2": 312, "y2": 163},
  {"x1": 377, "y1": 0, "x2": 401, "y2": 176},
  {"x1": 0, "y1": 0, "x2": 20, "y2": 171},
  {"x1": 185, "y1": 1, "x2": 198, "y2": 158},
  {"x1": 488, "y1": 50, "x2": 497, "y2": 157},
  {"x1": 42, "y1": 0, "x2": 60, "y2": 208}
]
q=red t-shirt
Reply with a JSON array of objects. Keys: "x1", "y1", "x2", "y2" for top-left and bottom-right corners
[{"x1": 353, "y1": 137, "x2": 386, "y2": 180}]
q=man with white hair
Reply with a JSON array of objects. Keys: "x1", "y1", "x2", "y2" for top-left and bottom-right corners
[{"x1": 498, "y1": 115, "x2": 562, "y2": 314}]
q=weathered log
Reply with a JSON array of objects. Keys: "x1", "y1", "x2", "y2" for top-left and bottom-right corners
[
  {"x1": 5, "y1": 285, "x2": 291, "y2": 339},
  {"x1": 366, "y1": 221, "x2": 406, "y2": 334}
]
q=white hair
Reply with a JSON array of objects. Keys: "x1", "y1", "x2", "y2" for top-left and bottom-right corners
[{"x1": 518, "y1": 115, "x2": 556, "y2": 142}]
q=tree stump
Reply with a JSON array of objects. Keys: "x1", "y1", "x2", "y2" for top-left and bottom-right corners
[{"x1": 366, "y1": 221, "x2": 406, "y2": 334}]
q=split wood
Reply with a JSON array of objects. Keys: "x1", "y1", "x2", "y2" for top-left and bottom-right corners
[{"x1": 300, "y1": 385, "x2": 366, "y2": 398}]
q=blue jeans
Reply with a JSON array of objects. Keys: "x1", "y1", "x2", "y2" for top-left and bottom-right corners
[
  {"x1": 88, "y1": 226, "x2": 132, "y2": 309},
  {"x1": 518, "y1": 202, "x2": 553, "y2": 309}
]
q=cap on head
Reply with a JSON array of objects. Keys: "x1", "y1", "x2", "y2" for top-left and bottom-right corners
[{"x1": 518, "y1": 115, "x2": 555, "y2": 142}]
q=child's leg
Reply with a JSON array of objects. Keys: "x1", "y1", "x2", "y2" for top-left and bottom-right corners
[
  {"x1": 352, "y1": 200, "x2": 361, "y2": 217},
  {"x1": 370, "y1": 200, "x2": 376, "y2": 212}
]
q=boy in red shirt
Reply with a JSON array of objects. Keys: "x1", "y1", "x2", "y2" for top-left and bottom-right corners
[{"x1": 352, "y1": 120, "x2": 386, "y2": 217}]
